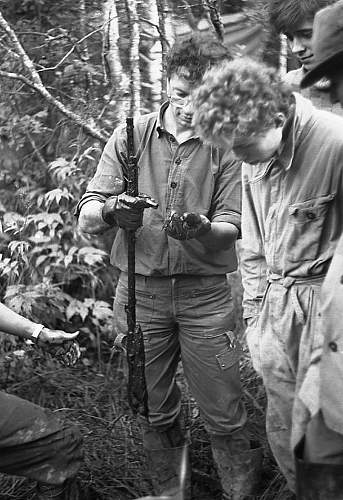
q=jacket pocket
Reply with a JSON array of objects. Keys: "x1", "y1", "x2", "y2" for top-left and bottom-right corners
[{"x1": 286, "y1": 193, "x2": 335, "y2": 263}]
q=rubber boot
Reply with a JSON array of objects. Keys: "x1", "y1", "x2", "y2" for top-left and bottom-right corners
[
  {"x1": 295, "y1": 438, "x2": 343, "y2": 499},
  {"x1": 144, "y1": 421, "x2": 191, "y2": 499},
  {"x1": 211, "y1": 436, "x2": 263, "y2": 500}
]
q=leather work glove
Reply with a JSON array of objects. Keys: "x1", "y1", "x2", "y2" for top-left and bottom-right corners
[
  {"x1": 102, "y1": 193, "x2": 158, "y2": 230},
  {"x1": 163, "y1": 211, "x2": 211, "y2": 240}
]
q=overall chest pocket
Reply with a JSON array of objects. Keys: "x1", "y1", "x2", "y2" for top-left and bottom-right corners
[{"x1": 286, "y1": 193, "x2": 335, "y2": 263}]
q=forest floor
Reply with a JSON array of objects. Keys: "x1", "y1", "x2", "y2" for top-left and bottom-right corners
[{"x1": 0, "y1": 273, "x2": 295, "y2": 500}]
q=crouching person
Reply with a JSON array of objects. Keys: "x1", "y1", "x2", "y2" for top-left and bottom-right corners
[
  {"x1": 0, "y1": 302, "x2": 82, "y2": 499},
  {"x1": 193, "y1": 58, "x2": 343, "y2": 494}
]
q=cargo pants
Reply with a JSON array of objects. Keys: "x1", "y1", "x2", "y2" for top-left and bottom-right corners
[
  {"x1": 114, "y1": 273, "x2": 248, "y2": 441},
  {"x1": 0, "y1": 391, "x2": 83, "y2": 485}
]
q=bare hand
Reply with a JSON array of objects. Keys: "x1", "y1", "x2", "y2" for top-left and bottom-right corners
[{"x1": 38, "y1": 328, "x2": 79, "y2": 345}]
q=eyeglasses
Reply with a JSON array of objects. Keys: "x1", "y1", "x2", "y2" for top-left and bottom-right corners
[{"x1": 169, "y1": 94, "x2": 192, "y2": 108}]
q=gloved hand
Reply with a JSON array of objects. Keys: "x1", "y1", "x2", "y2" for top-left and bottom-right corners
[
  {"x1": 163, "y1": 211, "x2": 211, "y2": 240},
  {"x1": 102, "y1": 193, "x2": 158, "y2": 230}
]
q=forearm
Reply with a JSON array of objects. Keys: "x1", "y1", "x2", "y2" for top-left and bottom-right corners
[
  {"x1": 78, "y1": 200, "x2": 111, "y2": 234},
  {"x1": 0, "y1": 303, "x2": 40, "y2": 340},
  {"x1": 196, "y1": 222, "x2": 239, "y2": 251}
]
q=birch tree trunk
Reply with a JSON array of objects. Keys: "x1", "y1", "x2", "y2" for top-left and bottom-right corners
[
  {"x1": 125, "y1": 0, "x2": 141, "y2": 117},
  {"x1": 144, "y1": 0, "x2": 163, "y2": 109},
  {"x1": 103, "y1": 0, "x2": 130, "y2": 123},
  {"x1": 156, "y1": 0, "x2": 169, "y2": 94}
]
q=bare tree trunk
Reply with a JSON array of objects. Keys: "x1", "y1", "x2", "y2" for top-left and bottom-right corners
[
  {"x1": 143, "y1": 0, "x2": 163, "y2": 109},
  {"x1": 180, "y1": 0, "x2": 198, "y2": 30},
  {"x1": 102, "y1": 0, "x2": 130, "y2": 124},
  {"x1": 202, "y1": 0, "x2": 224, "y2": 41},
  {"x1": 156, "y1": 0, "x2": 169, "y2": 94},
  {"x1": 103, "y1": 0, "x2": 124, "y2": 86},
  {"x1": 125, "y1": 0, "x2": 141, "y2": 117},
  {"x1": 79, "y1": 0, "x2": 93, "y2": 93}
]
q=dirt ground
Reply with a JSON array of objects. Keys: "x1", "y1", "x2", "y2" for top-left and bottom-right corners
[{"x1": 0, "y1": 351, "x2": 295, "y2": 500}]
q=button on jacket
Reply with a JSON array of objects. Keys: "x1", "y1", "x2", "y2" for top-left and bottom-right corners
[
  {"x1": 320, "y1": 233, "x2": 343, "y2": 434},
  {"x1": 83, "y1": 102, "x2": 242, "y2": 276},
  {"x1": 241, "y1": 93, "x2": 343, "y2": 320}
]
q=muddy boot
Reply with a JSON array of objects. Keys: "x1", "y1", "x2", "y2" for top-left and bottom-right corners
[
  {"x1": 295, "y1": 439, "x2": 343, "y2": 499},
  {"x1": 211, "y1": 435, "x2": 262, "y2": 500},
  {"x1": 144, "y1": 421, "x2": 191, "y2": 499}
]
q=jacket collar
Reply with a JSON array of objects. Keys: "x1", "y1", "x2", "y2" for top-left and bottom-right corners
[{"x1": 248, "y1": 93, "x2": 316, "y2": 181}]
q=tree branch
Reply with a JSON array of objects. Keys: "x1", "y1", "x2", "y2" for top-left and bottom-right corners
[
  {"x1": 0, "y1": 11, "x2": 108, "y2": 143},
  {"x1": 0, "y1": 70, "x2": 108, "y2": 143}
]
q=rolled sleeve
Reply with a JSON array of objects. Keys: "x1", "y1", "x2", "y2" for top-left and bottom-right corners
[
  {"x1": 74, "y1": 192, "x2": 108, "y2": 218},
  {"x1": 210, "y1": 153, "x2": 242, "y2": 233},
  {"x1": 87, "y1": 125, "x2": 127, "y2": 195}
]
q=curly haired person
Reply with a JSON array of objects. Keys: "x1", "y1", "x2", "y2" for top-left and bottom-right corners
[
  {"x1": 193, "y1": 58, "x2": 343, "y2": 496},
  {"x1": 77, "y1": 35, "x2": 262, "y2": 499},
  {"x1": 269, "y1": 0, "x2": 342, "y2": 115}
]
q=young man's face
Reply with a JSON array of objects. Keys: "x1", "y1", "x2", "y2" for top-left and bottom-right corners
[
  {"x1": 167, "y1": 73, "x2": 196, "y2": 130},
  {"x1": 215, "y1": 127, "x2": 284, "y2": 165},
  {"x1": 285, "y1": 19, "x2": 314, "y2": 71},
  {"x1": 329, "y1": 69, "x2": 343, "y2": 106}
]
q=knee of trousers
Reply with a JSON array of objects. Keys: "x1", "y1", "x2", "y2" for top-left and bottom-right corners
[{"x1": 45, "y1": 424, "x2": 84, "y2": 484}]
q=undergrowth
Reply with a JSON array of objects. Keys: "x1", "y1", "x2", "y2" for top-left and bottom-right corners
[{"x1": 0, "y1": 344, "x2": 294, "y2": 500}]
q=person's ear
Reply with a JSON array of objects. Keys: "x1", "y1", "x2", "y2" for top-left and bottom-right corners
[{"x1": 275, "y1": 112, "x2": 286, "y2": 127}]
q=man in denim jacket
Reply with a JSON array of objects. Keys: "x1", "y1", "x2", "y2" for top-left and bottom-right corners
[{"x1": 193, "y1": 58, "x2": 343, "y2": 495}]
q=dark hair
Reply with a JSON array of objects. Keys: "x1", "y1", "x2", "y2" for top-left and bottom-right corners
[
  {"x1": 193, "y1": 57, "x2": 294, "y2": 142},
  {"x1": 166, "y1": 33, "x2": 231, "y2": 83},
  {"x1": 269, "y1": 0, "x2": 336, "y2": 34}
]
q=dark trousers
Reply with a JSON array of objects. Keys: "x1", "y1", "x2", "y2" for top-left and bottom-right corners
[
  {"x1": 0, "y1": 391, "x2": 82, "y2": 484},
  {"x1": 304, "y1": 410, "x2": 343, "y2": 464}
]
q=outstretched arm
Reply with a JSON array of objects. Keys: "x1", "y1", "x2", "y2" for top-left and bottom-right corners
[{"x1": 0, "y1": 302, "x2": 79, "y2": 344}]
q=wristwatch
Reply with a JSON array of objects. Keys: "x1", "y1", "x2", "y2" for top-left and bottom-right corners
[{"x1": 30, "y1": 323, "x2": 45, "y2": 342}]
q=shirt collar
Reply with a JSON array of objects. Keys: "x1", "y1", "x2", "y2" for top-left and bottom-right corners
[
  {"x1": 275, "y1": 106, "x2": 296, "y2": 171},
  {"x1": 156, "y1": 101, "x2": 169, "y2": 137},
  {"x1": 156, "y1": 100, "x2": 200, "y2": 142}
]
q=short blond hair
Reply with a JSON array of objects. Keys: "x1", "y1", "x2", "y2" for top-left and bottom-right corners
[{"x1": 193, "y1": 58, "x2": 294, "y2": 143}]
